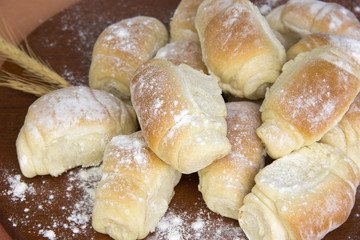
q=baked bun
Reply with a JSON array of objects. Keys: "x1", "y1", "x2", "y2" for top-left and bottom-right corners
[
  {"x1": 154, "y1": 40, "x2": 207, "y2": 73},
  {"x1": 89, "y1": 16, "x2": 168, "y2": 103},
  {"x1": 195, "y1": 0, "x2": 286, "y2": 99},
  {"x1": 266, "y1": 0, "x2": 360, "y2": 49},
  {"x1": 287, "y1": 32, "x2": 360, "y2": 65},
  {"x1": 169, "y1": 0, "x2": 204, "y2": 43},
  {"x1": 239, "y1": 142, "x2": 360, "y2": 240},
  {"x1": 130, "y1": 58, "x2": 231, "y2": 174},
  {"x1": 321, "y1": 94, "x2": 360, "y2": 170},
  {"x1": 16, "y1": 86, "x2": 138, "y2": 178},
  {"x1": 198, "y1": 101, "x2": 265, "y2": 219},
  {"x1": 92, "y1": 131, "x2": 181, "y2": 240},
  {"x1": 257, "y1": 46, "x2": 360, "y2": 159}
]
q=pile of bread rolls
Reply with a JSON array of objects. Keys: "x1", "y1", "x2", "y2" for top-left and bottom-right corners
[{"x1": 15, "y1": 0, "x2": 360, "y2": 239}]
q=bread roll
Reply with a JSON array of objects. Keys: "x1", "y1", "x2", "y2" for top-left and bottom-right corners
[
  {"x1": 321, "y1": 94, "x2": 360, "y2": 170},
  {"x1": 154, "y1": 40, "x2": 208, "y2": 73},
  {"x1": 266, "y1": 0, "x2": 360, "y2": 49},
  {"x1": 16, "y1": 86, "x2": 138, "y2": 178},
  {"x1": 130, "y1": 58, "x2": 231, "y2": 174},
  {"x1": 239, "y1": 142, "x2": 360, "y2": 240},
  {"x1": 169, "y1": 0, "x2": 204, "y2": 43},
  {"x1": 257, "y1": 46, "x2": 360, "y2": 159},
  {"x1": 92, "y1": 131, "x2": 181, "y2": 240},
  {"x1": 287, "y1": 32, "x2": 360, "y2": 65},
  {"x1": 198, "y1": 101, "x2": 265, "y2": 219},
  {"x1": 89, "y1": 16, "x2": 168, "y2": 103},
  {"x1": 195, "y1": 0, "x2": 286, "y2": 99}
]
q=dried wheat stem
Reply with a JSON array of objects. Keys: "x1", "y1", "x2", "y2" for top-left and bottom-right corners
[{"x1": 0, "y1": 36, "x2": 70, "y2": 88}]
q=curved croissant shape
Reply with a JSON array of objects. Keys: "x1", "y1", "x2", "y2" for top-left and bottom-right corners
[
  {"x1": 287, "y1": 32, "x2": 360, "y2": 67},
  {"x1": 16, "y1": 86, "x2": 138, "y2": 178},
  {"x1": 321, "y1": 94, "x2": 360, "y2": 170},
  {"x1": 92, "y1": 131, "x2": 181, "y2": 240},
  {"x1": 195, "y1": 0, "x2": 286, "y2": 99},
  {"x1": 130, "y1": 59, "x2": 231, "y2": 174},
  {"x1": 266, "y1": 0, "x2": 360, "y2": 49},
  {"x1": 239, "y1": 142, "x2": 360, "y2": 240},
  {"x1": 198, "y1": 101, "x2": 265, "y2": 219},
  {"x1": 89, "y1": 16, "x2": 168, "y2": 103},
  {"x1": 257, "y1": 46, "x2": 360, "y2": 159},
  {"x1": 169, "y1": 0, "x2": 204, "y2": 43}
]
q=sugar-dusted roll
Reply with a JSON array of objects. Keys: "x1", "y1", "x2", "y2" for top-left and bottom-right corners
[
  {"x1": 169, "y1": 0, "x2": 204, "y2": 43},
  {"x1": 321, "y1": 94, "x2": 360, "y2": 170},
  {"x1": 195, "y1": 0, "x2": 286, "y2": 99},
  {"x1": 16, "y1": 86, "x2": 138, "y2": 178},
  {"x1": 266, "y1": 0, "x2": 360, "y2": 49},
  {"x1": 154, "y1": 40, "x2": 207, "y2": 73},
  {"x1": 239, "y1": 142, "x2": 360, "y2": 240},
  {"x1": 198, "y1": 101, "x2": 265, "y2": 219},
  {"x1": 257, "y1": 46, "x2": 360, "y2": 159},
  {"x1": 287, "y1": 32, "x2": 360, "y2": 65},
  {"x1": 130, "y1": 58, "x2": 231, "y2": 174},
  {"x1": 92, "y1": 131, "x2": 181, "y2": 240},
  {"x1": 89, "y1": 16, "x2": 168, "y2": 103}
]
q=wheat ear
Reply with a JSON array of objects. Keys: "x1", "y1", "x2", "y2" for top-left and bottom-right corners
[{"x1": 0, "y1": 34, "x2": 70, "y2": 95}]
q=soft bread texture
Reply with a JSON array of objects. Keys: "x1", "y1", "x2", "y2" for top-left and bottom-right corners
[
  {"x1": 154, "y1": 40, "x2": 208, "y2": 73},
  {"x1": 266, "y1": 0, "x2": 360, "y2": 49},
  {"x1": 92, "y1": 131, "x2": 181, "y2": 240},
  {"x1": 195, "y1": 0, "x2": 286, "y2": 99},
  {"x1": 287, "y1": 32, "x2": 360, "y2": 65},
  {"x1": 321, "y1": 94, "x2": 360, "y2": 170},
  {"x1": 89, "y1": 16, "x2": 168, "y2": 103},
  {"x1": 169, "y1": 0, "x2": 204, "y2": 43},
  {"x1": 130, "y1": 58, "x2": 231, "y2": 174},
  {"x1": 16, "y1": 86, "x2": 138, "y2": 178},
  {"x1": 238, "y1": 142, "x2": 360, "y2": 240},
  {"x1": 257, "y1": 46, "x2": 360, "y2": 159},
  {"x1": 198, "y1": 101, "x2": 265, "y2": 219}
]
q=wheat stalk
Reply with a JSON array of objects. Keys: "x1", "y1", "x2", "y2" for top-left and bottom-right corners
[{"x1": 0, "y1": 23, "x2": 71, "y2": 95}]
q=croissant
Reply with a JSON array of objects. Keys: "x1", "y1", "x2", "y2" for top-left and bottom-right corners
[
  {"x1": 154, "y1": 40, "x2": 208, "y2": 73},
  {"x1": 92, "y1": 131, "x2": 181, "y2": 240},
  {"x1": 195, "y1": 0, "x2": 286, "y2": 99},
  {"x1": 130, "y1": 59, "x2": 231, "y2": 174},
  {"x1": 239, "y1": 142, "x2": 360, "y2": 240},
  {"x1": 169, "y1": 0, "x2": 204, "y2": 43},
  {"x1": 89, "y1": 16, "x2": 168, "y2": 103},
  {"x1": 257, "y1": 46, "x2": 360, "y2": 159},
  {"x1": 287, "y1": 32, "x2": 360, "y2": 66},
  {"x1": 16, "y1": 86, "x2": 138, "y2": 178},
  {"x1": 266, "y1": 0, "x2": 360, "y2": 49},
  {"x1": 198, "y1": 101, "x2": 265, "y2": 219},
  {"x1": 321, "y1": 93, "x2": 360, "y2": 170}
]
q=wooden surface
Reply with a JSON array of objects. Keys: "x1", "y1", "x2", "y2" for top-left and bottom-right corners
[{"x1": 0, "y1": 0, "x2": 360, "y2": 239}]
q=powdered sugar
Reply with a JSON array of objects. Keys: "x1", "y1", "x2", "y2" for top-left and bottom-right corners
[{"x1": 1, "y1": 166, "x2": 102, "y2": 239}]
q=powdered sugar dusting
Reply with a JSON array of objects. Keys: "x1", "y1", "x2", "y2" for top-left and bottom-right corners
[
  {"x1": 147, "y1": 202, "x2": 245, "y2": 240},
  {"x1": 1, "y1": 166, "x2": 102, "y2": 239}
]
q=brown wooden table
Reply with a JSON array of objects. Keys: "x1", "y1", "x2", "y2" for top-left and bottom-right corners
[{"x1": 0, "y1": 0, "x2": 360, "y2": 239}]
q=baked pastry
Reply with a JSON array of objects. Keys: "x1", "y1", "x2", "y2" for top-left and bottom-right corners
[
  {"x1": 239, "y1": 142, "x2": 360, "y2": 240},
  {"x1": 257, "y1": 46, "x2": 360, "y2": 159},
  {"x1": 16, "y1": 86, "x2": 138, "y2": 178},
  {"x1": 89, "y1": 16, "x2": 168, "y2": 103},
  {"x1": 198, "y1": 101, "x2": 265, "y2": 219},
  {"x1": 195, "y1": 0, "x2": 286, "y2": 99},
  {"x1": 321, "y1": 93, "x2": 360, "y2": 170},
  {"x1": 92, "y1": 131, "x2": 181, "y2": 240},
  {"x1": 287, "y1": 32, "x2": 360, "y2": 66},
  {"x1": 154, "y1": 40, "x2": 208, "y2": 73},
  {"x1": 169, "y1": 0, "x2": 204, "y2": 43},
  {"x1": 266, "y1": 0, "x2": 360, "y2": 49},
  {"x1": 130, "y1": 58, "x2": 231, "y2": 174}
]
